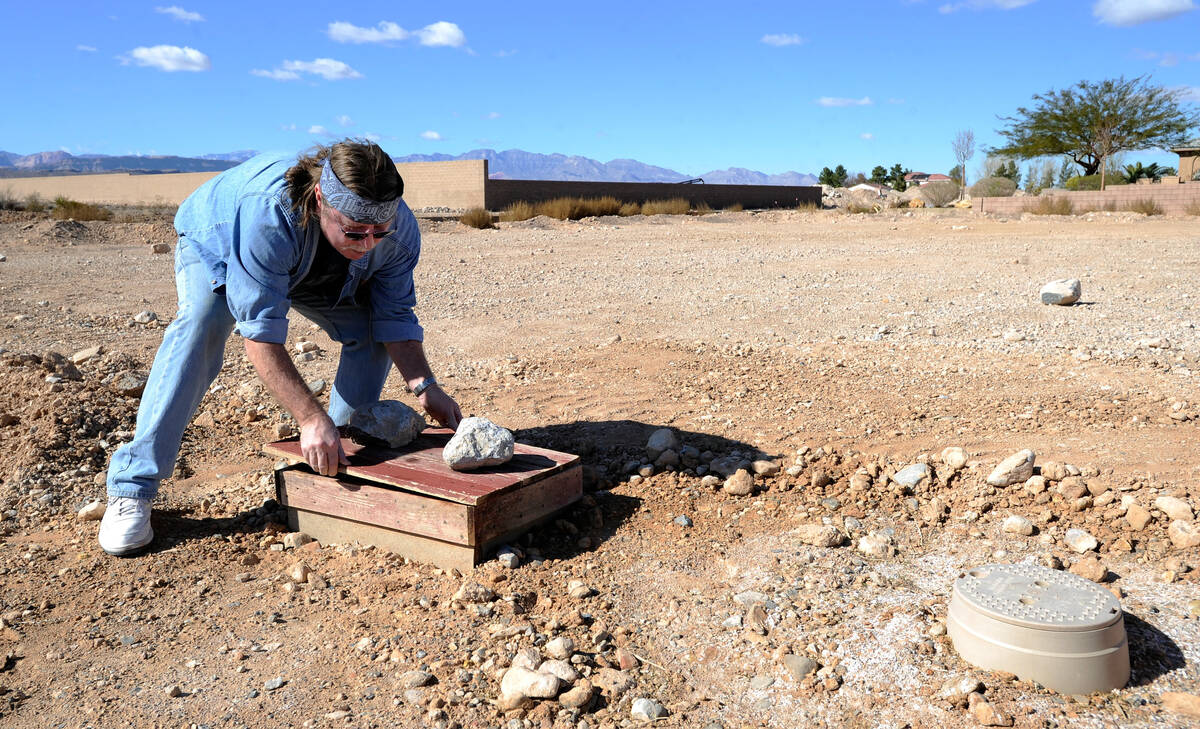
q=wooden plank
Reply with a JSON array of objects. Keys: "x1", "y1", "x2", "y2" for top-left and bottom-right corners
[
  {"x1": 288, "y1": 509, "x2": 478, "y2": 573},
  {"x1": 277, "y1": 469, "x2": 473, "y2": 544},
  {"x1": 475, "y1": 465, "x2": 583, "y2": 547},
  {"x1": 264, "y1": 429, "x2": 580, "y2": 506}
]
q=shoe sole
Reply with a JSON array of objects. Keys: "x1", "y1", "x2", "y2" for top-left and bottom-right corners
[{"x1": 100, "y1": 528, "x2": 154, "y2": 557}]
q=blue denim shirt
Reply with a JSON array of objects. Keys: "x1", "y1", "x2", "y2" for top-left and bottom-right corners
[{"x1": 174, "y1": 153, "x2": 423, "y2": 345}]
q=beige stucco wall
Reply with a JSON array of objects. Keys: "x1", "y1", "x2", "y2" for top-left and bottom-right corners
[
  {"x1": 0, "y1": 172, "x2": 219, "y2": 206},
  {"x1": 1178, "y1": 151, "x2": 1199, "y2": 182},
  {"x1": 394, "y1": 159, "x2": 486, "y2": 210}
]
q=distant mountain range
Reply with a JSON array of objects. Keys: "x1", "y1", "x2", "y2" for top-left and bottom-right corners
[{"x1": 0, "y1": 148, "x2": 816, "y2": 185}]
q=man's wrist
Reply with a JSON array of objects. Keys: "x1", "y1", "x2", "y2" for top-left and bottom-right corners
[{"x1": 412, "y1": 376, "x2": 437, "y2": 397}]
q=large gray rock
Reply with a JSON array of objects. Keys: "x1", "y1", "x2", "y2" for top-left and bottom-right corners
[
  {"x1": 645, "y1": 428, "x2": 679, "y2": 460},
  {"x1": 347, "y1": 400, "x2": 426, "y2": 448},
  {"x1": 1040, "y1": 278, "x2": 1081, "y2": 305},
  {"x1": 442, "y1": 417, "x2": 514, "y2": 470}
]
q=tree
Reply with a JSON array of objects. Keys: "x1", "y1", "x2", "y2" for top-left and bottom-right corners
[
  {"x1": 846, "y1": 171, "x2": 867, "y2": 186},
  {"x1": 818, "y1": 166, "x2": 838, "y2": 186},
  {"x1": 1038, "y1": 160, "x2": 1055, "y2": 192},
  {"x1": 1023, "y1": 163, "x2": 1038, "y2": 193},
  {"x1": 833, "y1": 164, "x2": 848, "y2": 187},
  {"x1": 870, "y1": 165, "x2": 889, "y2": 184},
  {"x1": 888, "y1": 163, "x2": 910, "y2": 191},
  {"x1": 949, "y1": 165, "x2": 964, "y2": 186},
  {"x1": 951, "y1": 130, "x2": 975, "y2": 200},
  {"x1": 1122, "y1": 161, "x2": 1167, "y2": 184},
  {"x1": 995, "y1": 160, "x2": 1021, "y2": 187},
  {"x1": 993, "y1": 75, "x2": 1199, "y2": 184},
  {"x1": 1056, "y1": 158, "x2": 1073, "y2": 188}
]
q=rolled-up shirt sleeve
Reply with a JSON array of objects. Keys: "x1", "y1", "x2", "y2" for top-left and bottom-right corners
[
  {"x1": 371, "y1": 209, "x2": 424, "y2": 343},
  {"x1": 225, "y1": 195, "x2": 299, "y2": 343}
]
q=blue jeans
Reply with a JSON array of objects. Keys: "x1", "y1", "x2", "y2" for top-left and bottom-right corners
[{"x1": 106, "y1": 239, "x2": 393, "y2": 500}]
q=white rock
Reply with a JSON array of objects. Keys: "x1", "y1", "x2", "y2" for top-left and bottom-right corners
[
  {"x1": 442, "y1": 417, "x2": 514, "y2": 471},
  {"x1": 892, "y1": 463, "x2": 930, "y2": 489},
  {"x1": 71, "y1": 345, "x2": 103, "y2": 364},
  {"x1": 1002, "y1": 515, "x2": 1034, "y2": 536},
  {"x1": 348, "y1": 400, "x2": 426, "y2": 448},
  {"x1": 857, "y1": 531, "x2": 897, "y2": 558},
  {"x1": 77, "y1": 500, "x2": 106, "y2": 521},
  {"x1": 544, "y1": 636, "x2": 574, "y2": 660},
  {"x1": 941, "y1": 447, "x2": 967, "y2": 471},
  {"x1": 500, "y1": 667, "x2": 561, "y2": 700},
  {"x1": 1040, "y1": 278, "x2": 1081, "y2": 306},
  {"x1": 1155, "y1": 496, "x2": 1194, "y2": 522},
  {"x1": 987, "y1": 449, "x2": 1035, "y2": 486},
  {"x1": 133, "y1": 310, "x2": 158, "y2": 324},
  {"x1": 452, "y1": 582, "x2": 495, "y2": 604},
  {"x1": 631, "y1": 698, "x2": 667, "y2": 721},
  {"x1": 1064, "y1": 528, "x2": 1098, "y2": 553},
  {"x1": 1168, "y1": 520, "x2": 1200, "y2": 549},
  {"x1": 794, "y1": 524, "x2": 843, "y2": 548},
  {"x1": 645, "y1": 428, "x2": 679, "y2": 460},
  {"x1": 539, "y1": 659, "x2": 580, "y2": 683}
]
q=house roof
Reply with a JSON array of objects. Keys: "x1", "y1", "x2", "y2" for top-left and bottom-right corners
[
  {"x1": 1173, "y1": 138, "x2": 1200, "y2": 152},
  {"x1": 926, "y1": 174, "x2": 953, "y2": 181},
  {"x1": 904, "y1": 171, "x2": 929, "y2": 180}
]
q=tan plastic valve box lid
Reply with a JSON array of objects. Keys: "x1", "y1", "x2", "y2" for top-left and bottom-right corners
[{"x1": 947, "y1": 563, "x2": 1129, "y2": 694}]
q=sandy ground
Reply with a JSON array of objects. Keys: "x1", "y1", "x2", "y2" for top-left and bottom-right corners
[{"x1": 0, "y1": 206, "x2": 1197, "y2": 729}]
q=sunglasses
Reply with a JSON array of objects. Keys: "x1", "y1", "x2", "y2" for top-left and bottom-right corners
[{"x1": 337, "y1": 223, "x2": 394, "y2": 242}]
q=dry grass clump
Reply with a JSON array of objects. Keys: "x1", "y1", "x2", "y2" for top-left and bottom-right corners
[
  {"x1": 691, "y1": 201, "x2": 713, "y2": 215},
  {"x1": 52, "y1": 196, "x2": 112, "y2": 221},
  {"x1": 724, "y1": 202, "x2": 744, "y2": 213},
  {"x1": 618, "y1": 202, "x2": 641, "y2": 216},
  {"x1": 0, "y1": 187, "x2": 18, "y2": 211},
  {"x1": 844, "y1": 203, "x2": 879, "y2": 214},
  {"x1": 499, "y1": 201, "x2": 536, "y2": 222},
  {"x1": 795, "y1": 201, "x2": 821, "y2": 212},
  {"x1": 24, "y1": 193, "x2": 47, "y2": 213},
  {"x1": 1023, "y1": 196, "x2": 1074, "y2": 216},
  {"x1": 459, "y1": 207, "x2": 495, "y2": 229},
  {"x1": 1080, "y1": 200, "x2": 1118, "y2": 213},
  {"x1": 641, "y1": 198, "x2": 690, "y2": 216},
  {"x1": 1125, "y1": 198, "x2": 1163, "y2": 216},
  {"x1": 1185, "y1": 200, "x2": 1200, "y2": 216}
]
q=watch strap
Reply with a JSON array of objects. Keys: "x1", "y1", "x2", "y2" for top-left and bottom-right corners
[{"x1": 412, "y1": 376, "x2": 437, "y2": 397}]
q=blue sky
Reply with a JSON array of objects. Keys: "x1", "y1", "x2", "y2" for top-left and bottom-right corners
[{"x1": 2, "y1": 0, "x2": 1198, "y2": 177}]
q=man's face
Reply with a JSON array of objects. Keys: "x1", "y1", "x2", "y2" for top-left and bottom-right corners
[{"x1": 316, "y1": 186, "x2": 395, "y2": 261}]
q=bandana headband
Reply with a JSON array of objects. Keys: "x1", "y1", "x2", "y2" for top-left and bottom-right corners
[{"x1": 319, "y1": 158, "x2": 398, "y2": 224}]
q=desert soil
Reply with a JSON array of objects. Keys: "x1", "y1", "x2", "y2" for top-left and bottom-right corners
[{"x1": 0, "y1": 206, "x2": 1198, "y2": 729}]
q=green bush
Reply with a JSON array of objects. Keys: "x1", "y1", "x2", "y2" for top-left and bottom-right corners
[
  {"x1": 921, "y1": 181, "x2": 960, "y2": 207},
  {"x1": 969, "y1": 177, "x2": 1017, "y2": 198},
  {"x1": 1064, "y1": 175, "x2": 1128, "y2": 191},
  {"x1": 52, "y1": 196, "x2": 112, "y2": 221},
  {"x1": 458, "y1": 207, "x2": 495, "y2": 229}
]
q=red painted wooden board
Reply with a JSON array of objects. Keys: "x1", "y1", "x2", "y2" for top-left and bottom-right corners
[{"x1": 263, "y1": 428, "x2": 579, "y2": 506}]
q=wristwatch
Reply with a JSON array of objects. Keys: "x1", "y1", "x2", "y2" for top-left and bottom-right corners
[{"x1": 412, "y1": 376, "x2": 437, "y2": 397}]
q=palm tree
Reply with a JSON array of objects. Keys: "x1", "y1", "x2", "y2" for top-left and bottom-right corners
[{"x1": 1122, "y1": 162, "x2": 1164, "y2": 184}]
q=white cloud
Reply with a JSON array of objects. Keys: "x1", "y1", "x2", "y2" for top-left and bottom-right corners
[
  {"x1": 328, "y1": 20, "x2": 409, "y2": 43},
  {"x1": 939, "y1": 0, "x2": 1036, "y2": 13},
  {"x1": 327, "y1": 19, "x2": 466, "y2": 47},
  {"x1": 155, "y1": 6, "x2": 203, "y2": 23},
  {"x1": 309, "y1": 125, "x2": 333, "y2": 136},
  {"x1": 1178, "y1": 86, "x2": 1200, "y2": 102},
  {"x1": 336, "y1": 114, "x2": 354, "y2": 127},
  {"x1": 495, "y1": 49, "x2": 518, "y2": 58},
  {"x1": 420, "y1": 130, "x2": 443, "y2": 141},
  {"x1": 281, "y1": 124, "x2": 298, "y2": 131},
  {"x1": 417, "y1": 21, "x2": 466, "y2": 47},
  {"x1": 761, "y1": 33, "x2": 805, "y2": 47},
  {"x1": 363, "y1": 132, "x2": 381, "y2": 142},
  {"x1": 860, "y1": 132, "x2": 874, "y2": 140},
  {"x1": 816, "y1": 96, "x2": 873, "y2": 107},
  {"x1": 252, "y1": 58, "x2": 362, "y2": 81},
  {"x1": 127, "y1": 45, "x2": 210, "y2": 72},
  {"x1": 252, "y1": 68, "x2": 301, "y2": 81},
  {"x1": 1094, "y1": 0, "x2": 1194, "y2": 26},
  {"x1": 77, "y1": 45, "x2": 97, "y2": 52},
  {"x1": 486, "y1": 111, "x2": 501, "y2": 119}
]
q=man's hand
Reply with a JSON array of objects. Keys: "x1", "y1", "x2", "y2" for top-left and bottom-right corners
[
  {"x1": 299, "y1": 413, "x2": 348, "y2": 476},
  {"x1": 419, "y1": 385, "x2": 462, "y2": 431}
]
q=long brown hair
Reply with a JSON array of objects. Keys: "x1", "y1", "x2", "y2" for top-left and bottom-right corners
[{"x1": 285, "y1": 139, "x2": 404, "y2": 226}]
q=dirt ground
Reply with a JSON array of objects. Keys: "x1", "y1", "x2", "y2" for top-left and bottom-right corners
[{"x1": 0, "y1": 206, "x2": 1197, "y2": 729}]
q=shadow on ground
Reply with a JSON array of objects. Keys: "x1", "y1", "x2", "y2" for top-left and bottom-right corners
[{"x1": 1125, "y1": 611, "x2": 1186, "y2": 686}]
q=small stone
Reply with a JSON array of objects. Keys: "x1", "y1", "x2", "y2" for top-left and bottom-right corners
[
  {"x1": 544, "y1": 636, "x2": 574, "y2": 661},
  {"x1": 496, "y1": 548, "x2": 520, "y2": 568},
  {"x1": 1064, "y1": 528, "x2": 1098, "y2": 553},
  {"x1": 1156, "y1": 496, "x2": 1194, "y2": 522},
  {"x1": 857, "y1": 531, "x2": 896, "y2": 558},
  {"x1": 112, "y1": 371, "x2": 148, "y2": 398},
  {"x1": 654, "y1": 449, "x2": 680, "y2": 468},
  {"x1": 938, "y1": 675, "x2": 982, "y2": 704},
  {"x1": 892, "y1": 463, "x2": 930, "y2": 489},
  {"x1": 1125, "y1": 503, "x2": 1152, "y2": 530},
  {"x1": 810, "y1": 469, "x2": 833, "y2": 488},
  {"x1": 1187, "y1": 599, "x2": 1200, "y2": 618},
  {"x1": 673, "y1": 514, "x2": 693, "y2": 527},
  {"x1": 1168, "y1": 520, "x2": 1200, "y2": 549},
  {"x1": 1040, "y1": 278, "x2": 1081, "y2": 306},
  {"x1": 968, "y1": 692, "x2": 1013, "y2": 726},
  {"x1": 77, "y1": 500, "x2": 106, "y2": 521},
  {"x1": 273, "y1": 423, "x2": 295, "y2": 439},
  {"x1": 567, "y1": 580, "x2": 595, "y2": 599},
  {"x1": 443, "y1": 416, "x2": 515, "y2": 471},
  {"x1": 285, "y1": 562, "x2": 311, "y2": 583},
  {"x1": 347, "y1": 400, "x2": 426, "y2": 449},
  {"x1": 398, "y1": 670, "x2": 435, "y2": 689},
  {"x1": 593, "y1": 668, "x2": 636, "y2": 698},
  {"x1": 794, "y1": 524, "x2": 843, "y2": 548},
  {"x1": 559, "y1": 680, "x2": 594, "y2": 709},
  {"x1": 308, "y1": 379, "x2": 327, "y2": 395},
  {"x1": 646, "y1": 429, "x2": 680, "y2": 461},
  {"x1": 1070, "y1": 555, "x2": 1108, "y2": 582},
  {"x1": 987, "y1": 449, "x2": 1035, "y2": 486},
  {"x1": 700, "y1": 474, "x2": 721, "y2": 489},
  {"x1": 1162, "y1": 692, "x2": 1200, "y2": 719},
  {"x1": 133, "y1": 310, "x2": 158, "y2": 324},
  {"x1": 452, "y1": 582, "x2": 495, "y2": 604},
  {"x1": 751, "y1": 459, "x2": 780, "y2": 477},
  {"x1": 165, "y1": 685, "x2": 184, "y2": 698},
  {"x1": 631, "y1": 697, "x2": 667, "y2": 722},
  {"x1": 70, "y1": 345, "x2": 103, "y2": 364},
  {"x1": 781, "y1": 654, "x2": 818, "y2": 681},
  {"x1": 282, "y1": 532, "x2": 314, "y2": 549},
  {"x1": 500, "y1": 667, "x2": 561, "y2": 699},
  {"x1": 722, "y1": 469, "x2": 754, "y2": 496},
  {"x1": 539, "y1": 659, "x2": 580, "y2": 683},
  {"x1": 941, "y1": 447, "x2": 968, "y2": 471},
  {"x1": 295, "y1": 341, "x2": 319, "y2": 353},
  {"x1": 1002, "y1": 515, "x2": 1034, "y2": 536},
  {"x1": 615, "y1": 648, "x2": 639, "y2": 671},
  {"x1": 750, "y1": 675, "x2": 775, "y2": 690},
  {"x1": 151, "y1": 242, "x2": 171, "y2": 254}
]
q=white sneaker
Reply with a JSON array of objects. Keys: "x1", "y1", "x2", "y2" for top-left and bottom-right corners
[{"x1": 98, "y1": 497, "x2": 154, "y2": 556}]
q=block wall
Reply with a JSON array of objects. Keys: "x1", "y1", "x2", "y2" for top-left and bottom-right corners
[
  {"x1": 486, "y1": 179, "x2": 820, "y2": 210},
  {"x1": 0, "y1": 172, "x2": 219, "y2": 205},
  {"x1": 977, "y1": 182, "x2": 1200, "y2": 215},
  {"x1": 394, "y1": 160, "x2": 487, "y2": 210}
]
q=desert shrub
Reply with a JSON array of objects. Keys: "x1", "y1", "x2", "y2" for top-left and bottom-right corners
[
  {"x1": 500, "y1": 201, "x2": 536, "y2": 222},
  {"x1": 459, "y1": 207, "x2": 495, "y2": 229},
  {"x1": 0, "y1": 187, "x2": 19, "y2": 210},
  {"x1": 1126, "y1": 198, "x2": 1163, "y2": 216},
  {"x1": 724, "y1": 202, "x2": 744, "y2": 212},
  {"x1": 845, "y1": 202, "x2": 879, "y2": 214},
  {"x1": 1064, "y1": 175, "x2": 1127, "y2": 191},
  {"x1": 691, "y1": 201, "x2": 713, "y2": 215},
  {"x1": 969, "y1": 177, "x2": 1017, "y2": 198},
  {"x1": 24, "y1": 193, "x2": 46, "y2": 213},
  {"x1": 1023, "y1": 196, "x2": 1074, "y2": 215},
  {"x1": 641, "y1": 198, "x2": 690, "y2": 216},
  {"x1": 1185, "y1": 200, "x2": 1200, "y2": 216},
  {"x1": 618, "y1": 202, "x2": 641, "y2": 216},
  {"x1": 921, "y1": 181, "x2": 960, "y2": 207},
  {"x1": 795, "y1": 201, "x2": 821, "y2": 212},
  {"x1": 1080, "y1": 200, "x2": 1119, "y2": 213},
  {"x1": 52, "y1": 196, "x2": 112, "y2": 221}
]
